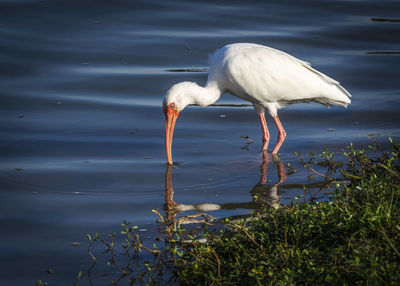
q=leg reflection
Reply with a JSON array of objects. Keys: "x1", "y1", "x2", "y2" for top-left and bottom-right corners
[{"x1": 250, "y1": 151, "x2": 287, "y2": 208}]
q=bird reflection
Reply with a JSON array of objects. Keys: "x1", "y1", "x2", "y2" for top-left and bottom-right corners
[
  {"x1": 249, "y1": 151, "x2": 286, "y2": 209},
  {"x1": 164, "y1": 164, "x2": 221, "y2": 223},
  {"x1": 164, "y1": 151, "x2": 287, "y2": 220}
]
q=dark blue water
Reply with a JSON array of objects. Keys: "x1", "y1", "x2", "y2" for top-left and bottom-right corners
[{"x1": 1, "y1": 0, "x2": 400, "y2": 284}]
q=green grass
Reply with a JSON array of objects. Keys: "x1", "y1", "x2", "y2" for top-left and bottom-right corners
[{"x1": 175, "y1": 140, "x2": 400, "y2": 285}]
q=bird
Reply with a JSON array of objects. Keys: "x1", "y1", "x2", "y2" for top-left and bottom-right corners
[{"x1": 163, "y1": 43, "x2": 351, "y2": 165}]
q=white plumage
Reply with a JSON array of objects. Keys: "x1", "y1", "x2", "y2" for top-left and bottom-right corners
[{"x1": 164, "y1": 43, "x2": 351, "y2": 164}]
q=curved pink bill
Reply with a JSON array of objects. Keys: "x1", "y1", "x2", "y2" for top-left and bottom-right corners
[{"x1": 165, "y1": 111, "x2": 179, "y2": 165}]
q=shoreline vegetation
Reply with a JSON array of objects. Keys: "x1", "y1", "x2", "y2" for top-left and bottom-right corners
[
  {"x1": 175, "y1": 139, "x2": 400, "y2": 285},
  {"x1": 40, "y1": 139, "x2": 399, "y2": 286}
]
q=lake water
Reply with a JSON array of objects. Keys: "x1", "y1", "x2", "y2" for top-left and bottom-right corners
[{"x1": 1, "y1": 0, "x2": 400, "y2": 284}]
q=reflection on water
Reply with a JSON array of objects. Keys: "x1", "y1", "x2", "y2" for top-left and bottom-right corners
[
  {"x1": 1, "y1": 0, "x2": 400, "y2": 284},
  {"x1": 249, "y1": 152, "x2": 285, "y2": 209},
  {"x1": 81, "y1": 152, "x2": 346, "y2": 285},
  {"x1": 164, "y1": 152, "x2": 335, "y2": 222}
]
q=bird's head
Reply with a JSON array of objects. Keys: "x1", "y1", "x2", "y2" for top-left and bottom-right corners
[{"x1": 163, "y1": 82, "x2": 198, "y2": 165}]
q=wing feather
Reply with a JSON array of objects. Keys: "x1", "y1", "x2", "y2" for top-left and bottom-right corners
[
  {"x1": 219, "y1": 44, "x2": 351, "y2": 105},
  {"x1": 277, "y1": 48, "x2": 352, "y2": 99}
]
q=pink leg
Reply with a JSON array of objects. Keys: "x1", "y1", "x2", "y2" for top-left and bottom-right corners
[
  {"x1": 271, "y1": 115, "x2": 286, "y2": 154},
  {"x1": 258, "y1": 113, "x2": 270, "y2": 150}
]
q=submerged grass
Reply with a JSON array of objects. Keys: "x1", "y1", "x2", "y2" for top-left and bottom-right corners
[
  {"x1": 75, "y1": 139, "x2": 399, "y2": 285},
  {"x1": 175, "y1": 139, "x2": 400, "y2": 285}
]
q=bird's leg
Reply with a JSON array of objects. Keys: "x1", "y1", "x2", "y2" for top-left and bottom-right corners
[
  {"x1": 271, "y1": 115, "x2": 286, "y2": 154},
  {"x1": 258, "y1": 113, "x2": 270, "y2": 150}
]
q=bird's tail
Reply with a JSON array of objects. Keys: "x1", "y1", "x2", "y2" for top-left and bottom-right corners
[
  {"x1": 335, "y1": 84, "x2": 352, "y2": 100},
  {"x1": 326, "y1": 84, "x2": 352, "y2": 107},
  {"x1": 299, "y1": 60, "x2": 352, "y2": 106}
]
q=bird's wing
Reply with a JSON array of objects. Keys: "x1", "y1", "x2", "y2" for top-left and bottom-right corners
[
  {"x1": 299, "y1": 60, "x2": 352, "y2": 98},
  {"x1": 299, "y1": 61, "x2": 339, "y2": 85},
  {"x1": 273, "y1": 48, "x2": 352, "y2": 98},
  {"x1": 222, "y1": 45, "x2": 351, "y2": 104}
]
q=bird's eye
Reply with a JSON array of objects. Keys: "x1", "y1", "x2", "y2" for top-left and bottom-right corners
[{"x1": 170, "y1": 104, "x2": 174, "y2": 109}]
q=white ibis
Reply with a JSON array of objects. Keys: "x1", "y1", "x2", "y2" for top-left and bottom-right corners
[{"x1": 163, "y1": 43, "x2": 351, "y2": 164}]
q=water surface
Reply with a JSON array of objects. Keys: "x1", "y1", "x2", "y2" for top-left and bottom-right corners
[{"x1": 1, "y1": 0, "x2": 400, "y2": 284}]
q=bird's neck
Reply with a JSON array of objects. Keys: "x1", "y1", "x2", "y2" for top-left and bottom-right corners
[{"x1": 191, "y1": 81, "x2": 222, "y2": 107}]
